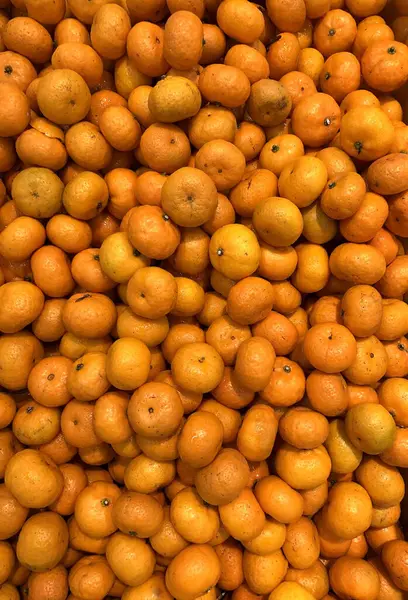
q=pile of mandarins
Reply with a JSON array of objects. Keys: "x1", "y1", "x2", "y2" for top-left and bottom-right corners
[{"x1": 1, "y1": 0, "x2": 408, "y2": 599}]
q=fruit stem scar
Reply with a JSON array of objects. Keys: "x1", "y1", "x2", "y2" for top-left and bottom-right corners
[{"x1": 354, "y1": 141, "x2": 363, "y2": 154}]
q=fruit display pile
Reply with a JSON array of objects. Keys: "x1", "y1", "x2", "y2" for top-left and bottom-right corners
[{"x1": 1, "y1": 0, "x2": 408, "y2": 599}]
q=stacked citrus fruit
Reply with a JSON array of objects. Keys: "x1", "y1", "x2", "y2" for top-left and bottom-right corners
[{"x1": 1, "y1": 0, "x2": 408, "y2": 599}]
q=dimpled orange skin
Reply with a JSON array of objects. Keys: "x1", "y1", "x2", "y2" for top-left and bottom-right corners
[
  {"x1": 303, "y1": 323, "x2": 357, "y2": 373},
  {"x1": 165, "y1": 544, "x2": 221, "y2": 600}
]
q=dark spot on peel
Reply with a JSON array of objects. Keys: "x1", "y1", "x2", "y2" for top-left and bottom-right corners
[
  {"x1": 75, "y1": 293, "x2": 91, "y2": 302},
  {"x1": 274, "y1": 96, "x2": 288, "y2": 111},
  {"x1": 354, "y1": 141, "x2": 363, "y2": 154}
]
